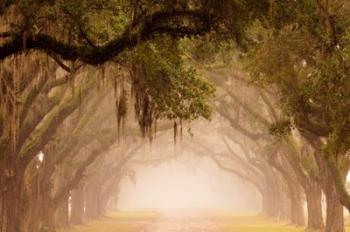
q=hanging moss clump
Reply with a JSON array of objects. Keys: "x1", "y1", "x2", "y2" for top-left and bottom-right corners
[
  {"x1": 127, "y1": 37, "x2": 215, "y2": 140},
  {"x1": 115, "y1": 86, "x2": 128, "y2": 136}
]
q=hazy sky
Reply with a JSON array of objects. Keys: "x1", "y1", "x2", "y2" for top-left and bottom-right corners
[{"x1": 117, "y1": 152, "x2": 260, "y2": 212}]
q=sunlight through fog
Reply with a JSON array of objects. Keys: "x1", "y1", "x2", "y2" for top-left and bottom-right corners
[{"x1": 118, "y1": 154, "x2": 259, "y2": 212}]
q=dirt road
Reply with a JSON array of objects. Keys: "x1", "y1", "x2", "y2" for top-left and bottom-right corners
[
  {"x1": 62, "y1": 210, "x2": 306, "y2": 232},
  {"x1": 143, "y1": 212, "x2": 225, "y2": 231}
]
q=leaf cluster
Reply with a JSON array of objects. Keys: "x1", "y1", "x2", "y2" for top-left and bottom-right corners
[{"x1": 129, "y1": 37, "x2": 215, "y2": 134}]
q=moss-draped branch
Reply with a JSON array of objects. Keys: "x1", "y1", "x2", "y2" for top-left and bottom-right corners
[{"x1": 0, "y1": 10, "x2": 213, "y2": 64}]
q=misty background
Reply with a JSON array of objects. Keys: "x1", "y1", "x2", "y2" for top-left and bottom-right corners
[{"x1": 117, "y1": 140, "x2": 260, "y2": 212}]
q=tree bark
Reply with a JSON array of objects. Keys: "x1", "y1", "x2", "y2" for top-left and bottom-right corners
[
  {"x1": 25, "y1": 189, "x2": 40, "y2": 232},
  {"x1": 39, "y1": 167, "x2": 56, "y2": 232},
  {"x1": 41, "y1": 201, "x2": 55, "y2": 231},
  {"x1": 56, "y1": 195, "x2": 69, "y2": 228},
  {"x1": 0, "y1": 174, "x2": 6, "y2": 232},
  {"x1": 0, "y1": 11, "x2": 213, "y2": 63},
  {"x1": 289, "y1": 183, "x2": 305, "y2": 226},
  {"x1": 2, "y1": 165, "x2": 25, "y2": 232},
  {"x1": 261, "y1": 186, "x2": 281, "y2": 218},
  {"x1": 324, "y1": 176, "x2": 344, "y2": 232},
  {"x1": 71, "y1": 183, "x2": 85, "y2": 225},
  {"x1": 85, "y1": 182, "x2": 99, "y2": 220},
  {"x1": 305, "y1": 181, "x2": 324, "y2": 230}
]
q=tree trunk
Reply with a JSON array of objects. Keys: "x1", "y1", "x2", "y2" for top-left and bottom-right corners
[
  {"x1": 2, "y1": 172, "x2": 24, "y2": 232},
  {"x1": 85, "y1": 183, "x2": 99, "y2": 220},
  {"x1": 25, "y1": 192, "x2": 40, "y2": 232},
  {"x1": 277, "y1": 187, "x2": 290, "y2": 221},
  {"x1": 324, "y1": 178, "x2": 344, "y2": 232},
  {"x1": 6, "y1": 187, "x2": 22, "y2": 232},
  {"x1": 289, "y1": 183, "x2": 305, "y2": 226},
  {"x1": 0, "y1": 179, "x2": 5, "y2": 232},
  {"x1": 56, "y1": 195, "x2": 69, "y2": 228},
  {"x1": 98, "y1": 190, "x2": 112, "y2": 216},
  {"x1": 108, "y1": 195, "x2": 119, "y2": 211},
  {"x1": 41, "y1": 202, "x2": 55, "y2": 232},
  {"x1": 39, "y1": 171, "x2": 56, "y2": 232},
  {"x1": 302, "y1": 133, "x2": 343, "y2": 232},
  {"x1": 305, "y1": 181, "x2": 324, "y2": 230},
  {"x1": 25, "y1": 164, "x2": 44, "y2": 232},
  {"x1": 99, "y1": 178, "x2": 122, "y2": 214},
  {"x1": 71, "y1": 183, "x2": 85, "y2": 224},
  {"x1": 261, "y1": 186, "x2": 280, "y2": 218}
]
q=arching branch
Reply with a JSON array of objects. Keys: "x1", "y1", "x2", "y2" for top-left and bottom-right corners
[{"x1": 0, "y1": 10, "x2": 213, "y2": 64}]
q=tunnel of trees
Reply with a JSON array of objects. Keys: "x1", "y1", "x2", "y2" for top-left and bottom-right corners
[{"x1": 0, "y1": 0, "x2": 350, "y2": 232}]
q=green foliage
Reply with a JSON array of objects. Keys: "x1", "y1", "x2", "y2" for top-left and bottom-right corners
[
  {"x1": 204, "y1": 0, "x2": 269, "y2": 43},
  {"x1": 182, "y1": 37, "x2": 236, "y2": 64},
  {"x1": 129, "y1": 37, "x2": 215, "y2": 134},
  {"x1": 342, "y1": 29, "x2": 350, "y2": 61},
  {"x1": 245, "y1": 0, "x2": 350, "y2": 157},
  {"x1": 269, "y1": 120, "x2": 292, "y2": 138},
  {"x1": 3, "y1": 0, "x2": 132, "y2": 47},
  {"x1": 3, "y1": 0, "x2": 271, "y2": 49}
]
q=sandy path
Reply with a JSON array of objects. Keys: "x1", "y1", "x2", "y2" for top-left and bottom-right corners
[{"x1": 141, "y1": 213, "x2": 226, "y2": 232}]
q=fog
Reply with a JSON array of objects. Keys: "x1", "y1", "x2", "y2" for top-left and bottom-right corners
[
  {"x1": 118, "y1": 151, "x2": 260, "y2": 212},
  {"x1": 3, "y1": 2, "x2": 350, "y2": 232}
]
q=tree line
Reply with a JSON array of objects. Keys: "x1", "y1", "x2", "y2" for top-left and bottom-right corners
[{"x1": 1, "y1": 1, "x2": 350, "y2": 232}]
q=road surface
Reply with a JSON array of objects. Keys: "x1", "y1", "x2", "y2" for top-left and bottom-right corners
[
  {"x1": 142, "y1": 211, "x2": 225, "y2": 231},
  {"x1": 62, "y1": 210, "x2": 305, "y2": 232}
]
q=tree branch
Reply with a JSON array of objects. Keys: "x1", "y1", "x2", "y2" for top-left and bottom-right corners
[
  {"x1": 0, "y1": 10, "x2": 212, "y2": 64},
  {"x1": 19, "y1": 75, "x2": 96, "y2": 168}
]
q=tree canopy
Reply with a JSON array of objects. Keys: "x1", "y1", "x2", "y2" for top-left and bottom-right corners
[{"x1": 2, "y1": 1, "x2": 350, "y2": 232}]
